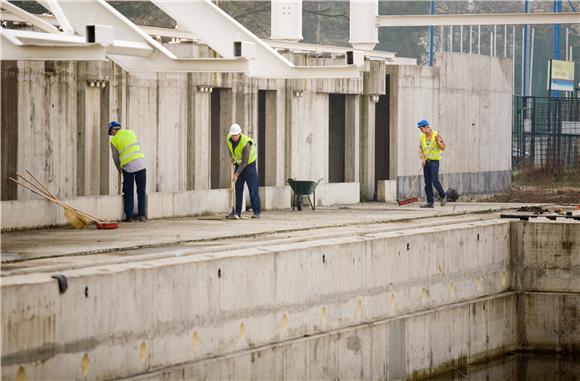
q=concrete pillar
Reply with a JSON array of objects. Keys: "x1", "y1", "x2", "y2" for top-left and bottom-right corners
[
  {"x1": 360, "y1": 96, "x2": 376, "y2": 200},
  {"x1": 263, "y1": 90, "x2": 285, "y2": 186},
  {"x1": 76, "y1": 69, "x2": 87, "y2": 196},
  {"x1": 188, "y1": 84, "x2": 212, "y2": 190},
  {"x1": 83, "y1": 85, "x2": 102, "y2": 196},
  {"x1": 386, "y1": 68, "x2": 399, "y2": 190},
  {"x1": 109, "y1": 64, "x2": 127, "y2": 195},
  {"x1": 344, "y1": 95, "x2": 360, "y2": 183},
  {"x1": 157, "y1": 73, "x2": 188, "y2": 192},
  {"x1": 285, "y1": 87, "x2": 306, "y2": 180},
  {"x1": 218, "y1": 89, "x2": 233, "y2": 189},
  {"x1": 77, "y1": 63, "x2": 111, "y2": 197},
  {"x1": 233, "y1": 85, "x2": 258, "y2": 140},
  {"x1": 99, "y1": 83, "x2": 110, "y2": 196},
  {"x1": 126, "y1": 72, "x2": 159, "y2": 193}
]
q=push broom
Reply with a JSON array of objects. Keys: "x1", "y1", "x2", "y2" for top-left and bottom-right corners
[
  {"x1": 225, "y1": 165, "x2": 239, "y2": 220},
  {"x1": 397, "y1": 166, "x2": 422, "y2": 206}
]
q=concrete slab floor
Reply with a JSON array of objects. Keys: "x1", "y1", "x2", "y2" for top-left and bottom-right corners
[{"x1": 0, "y1": 202, "x2": 561, "y2": 276}]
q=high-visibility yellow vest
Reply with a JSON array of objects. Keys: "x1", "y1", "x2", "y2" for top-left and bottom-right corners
[
  {"x1": 227, "y1": 133, "x2": 257, "y2": 165},
  {"x1": 420, "y1": 130, "x2": 443, "y2": 160},
  {"x1": 110, "y1": 130, "x2": 145, "y2": 168}
]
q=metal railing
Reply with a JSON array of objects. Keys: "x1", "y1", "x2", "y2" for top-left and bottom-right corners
[{"x1": 512, "y1": 96, "x2": 580, "y2": 172}]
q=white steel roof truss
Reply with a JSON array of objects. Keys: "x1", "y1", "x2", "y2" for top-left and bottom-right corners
[
  {"x1": 55, "y1": 0, "x2": 249, "y2": 73},
  {"x1": 151, "y1": 0, "x2": 362, "y2": 78},
  {"x1": 36, "y1": 0, "x2": 75, "y2": 35},
  {"x1": 0, "y1": 0, "x2": 59, "y2": 33},
  {"x1": 2, "y1": 0, "x2": 361, "y2": 77}
]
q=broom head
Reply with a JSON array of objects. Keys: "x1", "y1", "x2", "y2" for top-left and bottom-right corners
[{"x1": 397, "y1": 197, "x2": 419, "y2": 206}]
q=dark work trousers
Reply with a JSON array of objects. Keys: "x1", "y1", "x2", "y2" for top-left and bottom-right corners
[
  {"x1": 122, "y1": 168, "x2": 147, "y2": 219},
  {"x1": 423, "y1": 160, "x2": 445, "y2": 205},
  {"x1": 235, "y1": 162, "x2": 261, "y2": 216}
]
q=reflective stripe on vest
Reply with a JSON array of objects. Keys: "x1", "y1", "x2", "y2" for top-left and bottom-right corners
[
  {"x1": 111, "y1": 130, "x2": 145, "y2": 168},
  {"x1": 421, "y1": 130, "x2": 442, "y2": 161},
  {"x1": 226, "y1": 133, "x2": 257, "y2": 165}
]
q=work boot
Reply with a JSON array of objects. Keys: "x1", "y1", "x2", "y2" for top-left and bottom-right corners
[
  {"x1": 420, "y1": 203, "x2": 434, "y2": 208},
  {"x1": 251, "y1": 213, "x2": 261, "y2": 219},
  {"x1": 440, "y1": 195, "x2": 447, "y2": 207},
  {"x1": 226, "y1": 212, "x2": 240, "y2": 220},
  {"x1": 136, "y1": 216, "x2": 147, "y2": 222},
  {"x1": 123, "y1": 218, "x2": 133, "y2": 222}
]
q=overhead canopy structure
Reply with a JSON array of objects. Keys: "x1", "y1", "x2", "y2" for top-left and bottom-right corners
[
  {"x1": 349, "y1": 0, "x2": 578, "y2": 50},
  {"x1": 1, "y1": 0, "x2": 362, "y2": 78},
  {"x1": 376, "y1": 12, "x2": 580, "y2": 27}
]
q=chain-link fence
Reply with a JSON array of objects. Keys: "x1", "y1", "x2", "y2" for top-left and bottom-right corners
[{"x1": 513, "y1": 96, "x2": 580, "y2": 173}]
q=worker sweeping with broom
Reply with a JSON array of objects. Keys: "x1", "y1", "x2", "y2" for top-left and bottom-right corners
[
  {"x1": 417, "y1": 119, "x2": 447, "y2": 208},
  {"x1": 226, "y1": 123, "x2": 261, "y2": 219},
  {"x1": 109, "y1": 121, "x2": 147, "y2": 222}
]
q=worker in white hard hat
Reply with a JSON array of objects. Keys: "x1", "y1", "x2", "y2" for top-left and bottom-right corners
[{"x1": 226, "y1": 123, "x2": 261, "y2": 219}]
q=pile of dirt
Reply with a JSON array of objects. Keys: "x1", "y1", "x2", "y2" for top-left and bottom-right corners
[{"x1": 482, "y1": 185, "x2": 580, "y2": 204}]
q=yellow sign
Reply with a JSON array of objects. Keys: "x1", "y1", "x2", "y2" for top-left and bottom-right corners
[{"x1": 551, "y1": 59, "x2": 575, "y2": 81}]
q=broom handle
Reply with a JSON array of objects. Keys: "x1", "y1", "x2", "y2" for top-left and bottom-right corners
[
  {"x1": 9, "y1": 178, "x2": 103, "y2": 223},
  {"x1": 231, "y1": 165, "x2": 236, "y2": 211},
  {"x1": 405, "y1": 166, "x2": 423, "y2": 198},
  {"x1": 23, "y1": 171, "x2": 57, "y2": 199},
  {"x1": 21, "y1": 174, "x2": 103, "y2": 222},
  {"x1": 14, "y1": 174, "x2": 82, "y2": 217},
  {"x1": 17, "y1": 172, "x2": 56, "y2": 202}
]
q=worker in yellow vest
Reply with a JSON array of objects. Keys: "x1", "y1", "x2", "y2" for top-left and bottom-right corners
[
  {"x1": 417, "y1": 119, "x2": 446, "y2": 208},
  {"x1": 109, "y1": 121, "x2": 147, "y2": 222},
  {"x1": 226, "y1": 123, "x2": 261, "y2": 219}
]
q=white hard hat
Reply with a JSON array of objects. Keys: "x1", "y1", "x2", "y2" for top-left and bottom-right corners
[{"x1": 229, "y1": 123, "x2": 242, "y2": 135}]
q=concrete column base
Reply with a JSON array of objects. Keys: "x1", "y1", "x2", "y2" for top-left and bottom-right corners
[{"x1": 377, "y1": 180, "x2": 397, "y2": 202}]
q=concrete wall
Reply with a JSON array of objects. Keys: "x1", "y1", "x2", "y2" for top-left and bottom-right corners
[
  {"x1": 2, "y1": 219, "x2": 578, "y2": 380},
  {"x1": 520, "y1": 292, "x2": 580, "y2": 353},
  {"x1": 1, "y1": 220, "x2": 512, "y2": 380},
  {"x1": 14, "y1": 61, "x2": 78, "y2": 200},
  {"x1": 388, "y1": 53, "x2": 513, "y2": 198},
  {"x1": 511, "y1": 221, "x2": 580, "y2": 293},
  {"x1": 1, "y1": 60, "x2": 365, "y2": 229},
  {"x1": 128, "y1": 294, "x2": 519, "y2": 381},
  {"x1": 1, "y1": 52, "x2": 513, "y2": 229}
]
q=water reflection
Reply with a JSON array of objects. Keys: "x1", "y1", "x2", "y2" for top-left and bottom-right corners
[{"x1": 428, "y1": 353, "x2": 579, "y2": 381}]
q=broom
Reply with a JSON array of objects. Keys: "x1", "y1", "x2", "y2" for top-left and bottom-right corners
[
  {"x1": 397, "y1": 166, "x2": 422, "y2": 206},
  {"x1": 226, "y1": 165, "x2": 240, "y2": 220},
  {"x1": 10, "y1": 173, "x2": 119, "y2": 229}
]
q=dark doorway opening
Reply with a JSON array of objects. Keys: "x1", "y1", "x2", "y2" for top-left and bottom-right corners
[
  {"x1": 210, "y1": 89, "x2": 221, "y2": 189},
  {"x1": 329, "y1": 94, "x2": 346, "y2": 183},
  {"x1": 375, "y1": 76, "x2": 390, "y2": 191},
  {"x1": 258, "y1": 90, "x2": 266, "y2": 186}
]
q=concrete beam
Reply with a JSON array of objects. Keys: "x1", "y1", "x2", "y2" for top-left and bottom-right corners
[
  {"x1": 0, "y1": 40, "x2": 107, "y2": 61},
  {"x1": 377, "y1": 12, "x2": 580, "y2": 27}
]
